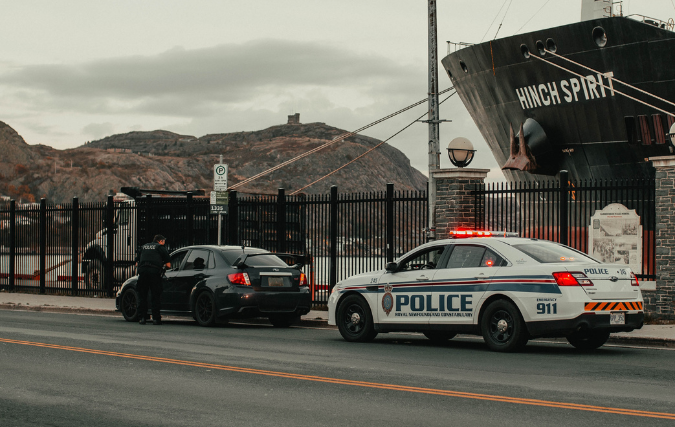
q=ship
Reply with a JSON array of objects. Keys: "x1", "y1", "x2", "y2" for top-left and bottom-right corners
[{"x1": 441, "y1": 0, "x2": 675, "y2": 181}]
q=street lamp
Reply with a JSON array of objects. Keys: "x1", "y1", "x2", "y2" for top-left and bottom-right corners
[{"x1": 447, "y1": 137, "x2": 476, "y2": 168}]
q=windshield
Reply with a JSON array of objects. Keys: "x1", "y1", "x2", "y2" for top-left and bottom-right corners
[
  {"x1": 220, "y1": 250, "x2": 289, "y2": 267},
  {"x1": 510, "y1": 241, "x2": 598, "y2": 264}
]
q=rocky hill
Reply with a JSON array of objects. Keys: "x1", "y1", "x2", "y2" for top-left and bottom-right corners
[{"x1": 0, "y1": 117, "x2": 427, "y2": 204}]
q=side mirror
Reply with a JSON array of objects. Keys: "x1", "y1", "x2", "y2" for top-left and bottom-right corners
[{"x1": 385, "y1": 262, "x2": 398, "y2": 272}]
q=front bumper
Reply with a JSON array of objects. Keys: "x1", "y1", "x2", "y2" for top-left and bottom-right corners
[{"x1": 526, "y1": 312, "x2": 644, "y2": 338}]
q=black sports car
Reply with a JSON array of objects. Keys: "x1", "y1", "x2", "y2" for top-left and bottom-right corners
[{"x1": 115, "y1": 245, "x2": 311, "y2": 327}]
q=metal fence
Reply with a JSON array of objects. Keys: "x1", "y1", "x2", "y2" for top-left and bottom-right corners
[
  {"x1": 473, "y1": 171, "x2": 656, "y2": 280},
  {"x1": 0, "y1": 185, "x2": 428, "y2": 305}
]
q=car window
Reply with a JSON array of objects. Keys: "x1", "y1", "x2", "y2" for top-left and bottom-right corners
[
  {"x1": 480, "y1": 248, "x2": 507, "y2": 267},
  {"x1": 445, "y1": 245, "x2": 487, "y2": 268},
  {"x1": 245, "y1": 254, "x2": 289, "y2": 267},
  {"x1": 399, "y1": 246, "x2": 446, "y2": 271},
  {"x1": 169, "y1": 250, "x2": 188, "y2": 271},
  {"x1": 184, "y1": 249, "x2": 211, "y2": 270},
  {"x1": 511, "y1": 242, "x2": 598, "y2": 264}
]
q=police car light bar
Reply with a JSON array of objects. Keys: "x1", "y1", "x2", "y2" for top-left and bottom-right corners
[{"x1": 448, "y1": 230, "x2": 519, "y2": 238}]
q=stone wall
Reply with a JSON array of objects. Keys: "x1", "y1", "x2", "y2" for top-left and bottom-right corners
[
  {"x1": 432, "y1": 168, "x2": 489, "y2": 238},
  {"x1": 648, "y1": 156, "x2": 675, "y2": 320}
]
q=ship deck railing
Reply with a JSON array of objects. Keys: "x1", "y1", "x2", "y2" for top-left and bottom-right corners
[{"x1": 626, "y1": 14, "x2": 674, "y2": 31}]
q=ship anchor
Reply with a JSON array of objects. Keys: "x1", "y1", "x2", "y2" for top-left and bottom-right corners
[{"x1": 502, "y1": 122, "x2": 539, "y2": 172}]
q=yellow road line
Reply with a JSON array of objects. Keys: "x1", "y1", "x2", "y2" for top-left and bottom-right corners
[{"x1": 1, "y1": 337, "x2": 674, "y2": 420}]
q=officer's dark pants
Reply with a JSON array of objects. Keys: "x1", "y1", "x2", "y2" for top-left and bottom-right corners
[{"x1": 136, "y1": 269, "x2": 163, "y2": 320}]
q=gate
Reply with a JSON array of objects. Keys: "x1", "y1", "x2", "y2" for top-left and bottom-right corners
[{"x1": 473, "y1": 171, "x2": 656, "y2": 280}]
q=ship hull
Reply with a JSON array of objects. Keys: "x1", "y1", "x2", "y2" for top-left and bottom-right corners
[{"x1": 441, "y1": 17, "x2": 675, "y2": 181}]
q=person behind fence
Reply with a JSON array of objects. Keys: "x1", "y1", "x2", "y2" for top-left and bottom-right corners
[{"x1": 135, "y1": 234, "x2": 171, "y2": 325}]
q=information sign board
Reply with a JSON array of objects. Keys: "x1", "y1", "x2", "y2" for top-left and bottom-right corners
[{"x1": 588, "y1": 203, "x2": 642, "y2": 273}]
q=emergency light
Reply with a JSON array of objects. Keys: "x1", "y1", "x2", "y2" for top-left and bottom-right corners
[{"x1": 448, "y1": 229, "x2": 518, "y2": 238}]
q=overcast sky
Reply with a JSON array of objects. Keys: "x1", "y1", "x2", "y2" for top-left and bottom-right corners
[{"x1": 1, "y1": 0, "x2": 672, "y2": 182}]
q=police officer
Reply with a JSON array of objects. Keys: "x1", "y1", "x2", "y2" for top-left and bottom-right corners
[{"x1": 135, "y1": 234, "x2": 171, "y2": 325}]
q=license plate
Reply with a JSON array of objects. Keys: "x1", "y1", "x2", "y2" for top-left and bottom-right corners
[
  {"x1": 610, "y1": 312, "x2": 625, "y2": 325},
  {"x1": 267, "y1": 276, "x2": 285, "y2": 287}
]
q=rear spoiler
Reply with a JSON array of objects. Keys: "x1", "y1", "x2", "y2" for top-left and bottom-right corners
[{"x1": 233, "y1": 253, "x2": 305, "y2": 269}]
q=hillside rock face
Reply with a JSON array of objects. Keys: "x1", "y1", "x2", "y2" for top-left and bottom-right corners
[{"x1": 1, "y1": 120, "x2": 428, "y2": 203}]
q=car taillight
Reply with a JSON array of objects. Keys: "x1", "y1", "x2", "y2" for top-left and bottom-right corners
[
  {"x1": 552, "y1": 272, "x2": 593, "y2": 286},
  {"x1": 631, "y1": 272, "x2": 639, "y2": 287},
  {"x1": 228, "y1": 272, "x2": 251, "y2": 286},
  {"x1": 299, "y1": 273, "x2": 308, "y2": 287}
]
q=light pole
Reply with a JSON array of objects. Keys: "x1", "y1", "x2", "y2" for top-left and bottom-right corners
[{"x1": 427, "y1": 0, "x2": 441, "y2": 241}]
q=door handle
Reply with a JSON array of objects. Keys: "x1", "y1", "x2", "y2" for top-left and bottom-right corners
[
  {"x1": 475, "y1": 274, "x2": 487, "y2": 279},
  {"x1": 416, "y1": 276, "x2": 430, "y2": 281}
]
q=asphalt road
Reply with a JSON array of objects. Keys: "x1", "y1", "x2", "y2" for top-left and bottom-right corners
[{"x1": 1, "y1": 310, "x2": 674, "y2": 427}]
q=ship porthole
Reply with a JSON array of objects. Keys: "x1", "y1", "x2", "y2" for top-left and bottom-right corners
[
  {"x1": 520, "y1": 44, "x2": 531, "y2": 59},
  {"x1": 460, "y1": 60, "x2": 468, "y2": 73},
  {"x1": 593, "y1": 26, "x2": 608, "y2": 47},
  {"x1": 536, "y1": 40, "x2": 546, "y2": 56},
  {"x1": 446, "y1": 68, "x2": 453, "y2": 79},
  {"x1": 546, "y1": 38, "x2": 557, "y2": 53}
]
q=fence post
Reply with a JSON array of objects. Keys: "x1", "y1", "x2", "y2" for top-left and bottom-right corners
[
  {"x1": 329, "y1": 186, "x2": 338, "y2": 288},
  {"x1": 71, "y1": 197, "x2": 79, "y2": 296},
  {"x1": 145, "y1": 194, "x2": 152, "y2": 244},
  {"x1": 227, "y1": 191, "x2": 238, "y2": 245},
  {"x1": 9, "y1": 200, "x2": 15, "y2": 292},
  {"x1": 187, "y1": 192, "x2": 193, "y2": 246},
  {"x1": 39, "y1": 198, "x2": 46, "y2": 294},
  {"x1": 105, "y1": 195, "x2": 114, "y2": 297},
  {"x1": 277, "y1": 188, "x2": 286, "y2": 253},
  {"x1": 386, "y1": 183, "x2": 394, "y2": 263},
  {"x1": 559, "y1": 170, "x2": 569, "y2": 245}
]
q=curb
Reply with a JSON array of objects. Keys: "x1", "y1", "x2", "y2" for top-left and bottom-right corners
[
  {"x1": 607, "y1": 336, "x2": 675, "y2": 348},
  {"x1": 0, "y1": 303, "x2": 332, "y2": 327}
]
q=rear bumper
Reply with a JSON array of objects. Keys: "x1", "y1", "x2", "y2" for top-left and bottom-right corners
[
  {"x1": 526, "y1": 312, "x2": 644, "y2": 338},
  {"x1": 216, "y1": 288, "x2": 312, "y2": 319}
]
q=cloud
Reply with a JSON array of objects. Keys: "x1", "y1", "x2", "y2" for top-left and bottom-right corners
[
  {"x1": 0, "y1": 40, "x2": 422, "y2": 117},
  {"x1": 82, "y1": 122, "x2": 115, "y2": 139}
]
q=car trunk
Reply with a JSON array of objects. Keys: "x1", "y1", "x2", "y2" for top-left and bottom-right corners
[
  {"x1": 245, "y1": 267, "x2": 301, "y2": 311},
  {"x1": 568, "y1": 264, "x2": 638, "y2": 300}
]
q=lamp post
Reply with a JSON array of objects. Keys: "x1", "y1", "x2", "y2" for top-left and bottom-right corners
[{"x1": 447, "y1": 137, "x2": 476, "y2": 168}]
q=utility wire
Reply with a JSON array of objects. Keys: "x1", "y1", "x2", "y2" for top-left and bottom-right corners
[
  {"x1": 290, "y1": 90, "x2": 458, "y2": 195},
  {"x1": 515, "y1": 0, "x2": 553, "y2": 34},
  {"x1": 229, "y1": 87, "x2": 454, "y2": 190},
  {"x1": 481, "y1": 0, "x2": 510, "y2": 42},
  {"x1": 493, "y1": 0, "x2": 513, "y2": 40}
]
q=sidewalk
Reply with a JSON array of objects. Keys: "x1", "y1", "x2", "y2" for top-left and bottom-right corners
[{"x1": 0, "y1": 291, "x2": 672, "y2": 347}]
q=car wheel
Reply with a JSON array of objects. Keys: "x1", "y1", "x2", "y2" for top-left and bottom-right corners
[
  {"x1": 481, "y1": 299, "x2": 528, "y2": 352},
  {"x1": 269, "y1": 314, "x2": 299, "y2": 328},
  {"x1": 84, "y1": 258, "x2": 105, "y2": 290},
  {"x1": 120, "y1": 288, "x2": 140, "y2": 322},
  {"x1": 566, "y1": 330, "x2": 610, "y2": 350},
  {"x1": 337, "y1": 294, "x2": 377, "y2": 342},
  {"x1": 423, "y1": 331, "x2": 457, "y2": 342},
  {"x1": 194, "y1": 292, "x2": 216, "y2": 327}
]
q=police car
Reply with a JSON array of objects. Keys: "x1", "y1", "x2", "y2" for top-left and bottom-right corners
[{"x1": 328, "y1": 230, "x2": 644, "y2": 352}]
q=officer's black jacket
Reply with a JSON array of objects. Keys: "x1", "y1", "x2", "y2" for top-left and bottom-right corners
[{"x1": 135, "y1": 242, "x2": 171, "y2": 270}]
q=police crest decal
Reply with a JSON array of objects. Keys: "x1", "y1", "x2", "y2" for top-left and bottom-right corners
[{"x1": 382, "y1": 284, "x2": 393, "y2": 316}]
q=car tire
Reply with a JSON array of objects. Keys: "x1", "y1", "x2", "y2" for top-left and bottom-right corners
[
  {"x1": 566, "y1": 330, "x2": 610, "y2": 350},
  {"x1": 194, "y1": 291, "x2": 216, "y2": 327},
  {"x1": 120, "y1": 288, "x2": 140, "y2": 322},
  {"x1": 336, "y1": 294, "x2": 378, "y2": 342},
  {"x1": 84, "y1": 258, "x2": 105, "y2": 290},
  {"x1": 423, "y1": 331, "x2": 457, "y2": 342},
  {"x1": 481, "y1": 299, "x2": 529, "y2": 352},
  {"x1": 269, "y1": 314, "x2": 299, "y2": 328}
]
